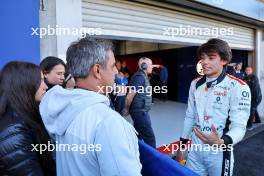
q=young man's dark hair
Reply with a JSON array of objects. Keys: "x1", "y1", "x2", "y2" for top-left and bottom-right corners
[{"x1": 197, "y1": 38, "x2": 232, "y2": 64}]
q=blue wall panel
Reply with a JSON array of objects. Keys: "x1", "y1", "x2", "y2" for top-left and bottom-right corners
[{"x1": 0, "y1": 0, "x2": 40, "y2": 69}]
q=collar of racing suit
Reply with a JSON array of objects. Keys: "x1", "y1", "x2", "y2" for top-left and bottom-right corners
[{"x1": 196, "y1": 68, "x2": 227, "y2": 89}]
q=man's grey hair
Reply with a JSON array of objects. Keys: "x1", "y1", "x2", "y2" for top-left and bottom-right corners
[
  {"x1": 66, "y1": 37, "x2": 114, "y2": 79},
  {"x1": 138, "y1": 56, "x2": 150, "y2": 68}
]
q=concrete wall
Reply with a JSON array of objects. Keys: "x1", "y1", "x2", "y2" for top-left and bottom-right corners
[
  {"x1": 55, "y1": 0, "x2": 82, "y2": 61},
  {"x1": 40, "y1": 0, "x2": 82, "y2": 62},
  {"x1": 40, "y1": 0, "x2": 57, "y2": 60}
]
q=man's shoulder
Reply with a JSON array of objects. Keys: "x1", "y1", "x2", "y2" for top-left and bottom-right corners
[
  {"x1": 190, "y1": 76, "x2": 204, "y2": 88},
  {"x1": 225, "y1": 74, "x2": 250, "y2": 93},
  {"x1": 131, "y1": 71, "x2": 144, "y2": 78},
  {"x1": 87, "y1": 104, "x2": 125, "y2": 122},
  {"x1": 226, "y1": 74, "x2": 247, "y2": 86},
  {"x1": 73, "y1": 104, "x2": 130, "y2": 132},
  {"x1": 251, "y1": 74, "x2": 258, "y2": 81},
  {"x1": 133, "y1": 74, "x2": 145, "y2": 80},
  {"x1": 93, "y1": 106, "x2": 135, "y2": 134},
  {"x1": 130, "y1": 72, "x2": 145, "y2": 85},
  {"x1": 192, "y1": 76, "x2": 203, "y2": 81}
]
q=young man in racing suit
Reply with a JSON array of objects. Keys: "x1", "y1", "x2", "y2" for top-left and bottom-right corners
[{"x1": 176, "y1": 38, "x2": 251, "y2": 176}]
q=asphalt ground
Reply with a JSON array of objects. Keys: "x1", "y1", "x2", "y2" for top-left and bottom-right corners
[{"x1": 233, "y1": 123, "x2": 264, "y2": 176}]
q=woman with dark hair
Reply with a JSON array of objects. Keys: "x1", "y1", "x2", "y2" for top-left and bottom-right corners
[
  {"x1": 40, "y1": 56, "x2": 66, "y2": 90},
  {"x1": 0, "y1": 61, "x2": 56, "y2": 175}
]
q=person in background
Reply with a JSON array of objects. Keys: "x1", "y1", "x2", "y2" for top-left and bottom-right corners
[
  {"x1": 113, "y1": 60, "x2": 129, "y2": 114},
  {"x1": 226, "y1": 63, "x2": 236, "y2": 74},
  {"x1": 123, "y1": 57, "x2": 156, "y2": 148},
  {"x1": 159, "y1": 64, "x2": 168, "y2": 101},
  {"x1": 40, "y1": 56, "x2": 66, "y2": 90},
  {"x1": 231, "y1": 62, "x2": 245, "y2": 80},
  {"x1": 120, "y1": 60, "x2": 131, "y2": 79},
  {"x1": 244, "y1": 66, "x2": 262, "y2": 130},
  {"x1": 0, "y1": 61, "x2": 55, "y2": 176},
  {"x1": 39, "y1": 37, "x2": 142, "y2": 176}
]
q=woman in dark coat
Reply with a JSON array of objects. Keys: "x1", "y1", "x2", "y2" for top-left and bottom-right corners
[{"x1": 0, "y1": 61, "x2": 56, "y2": 175}]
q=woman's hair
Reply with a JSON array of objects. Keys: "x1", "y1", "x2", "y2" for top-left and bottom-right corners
[
  {"x1": 0, "y1": 61, "x2": 55, "y2": 175},
  {"x1": 40, "y1": 56, "x2": 66, "y2": 73}
]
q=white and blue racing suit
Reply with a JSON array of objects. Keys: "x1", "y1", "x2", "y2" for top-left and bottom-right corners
[{"x1": 180, "y1": 72, "x2": 251, "y2": 176}]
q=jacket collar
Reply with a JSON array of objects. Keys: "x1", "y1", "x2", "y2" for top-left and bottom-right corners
[{"x1": 196, "y1": 68, "x2": 226, "y2": 89}]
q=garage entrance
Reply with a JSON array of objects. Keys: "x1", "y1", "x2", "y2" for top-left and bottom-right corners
[
  {"x1": 115, "y1": 40, "x2": 250, "y2": 103},
  {"x1": 112, "y1": 40, "x2": 250, "y2": 146}
]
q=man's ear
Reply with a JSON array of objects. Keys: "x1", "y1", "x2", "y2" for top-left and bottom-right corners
[
  {"x1": 92, "y1": 64, "x2": 101, "y2": 79},
  {"x1": 222, "y1": 60, "x2": 228, "y2": 66}
]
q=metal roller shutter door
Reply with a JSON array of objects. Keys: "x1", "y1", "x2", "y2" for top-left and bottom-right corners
[{"x1": 82, "y1": 0, "x2": 254, "y2": 50}]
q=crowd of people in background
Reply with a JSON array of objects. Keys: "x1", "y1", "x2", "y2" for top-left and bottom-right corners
[
  {"x1": 229, "y1": 63, "x2": 262, "y2": 130},
  {"x1": 0, "y1": 37, "x2": 262, "y2": 176}
]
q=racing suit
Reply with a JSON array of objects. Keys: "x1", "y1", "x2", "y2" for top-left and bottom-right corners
[{"x1": 181, "y1": 71, "x2": 251, "y2": 176}]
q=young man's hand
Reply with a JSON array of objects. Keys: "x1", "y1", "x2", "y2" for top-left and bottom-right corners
[
  {"x1": 175, "y1": 150, "x2": 185, "y2": 162},
  {"x1": 194, "y1": 125, "x2": 224, "y2": 146}
]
